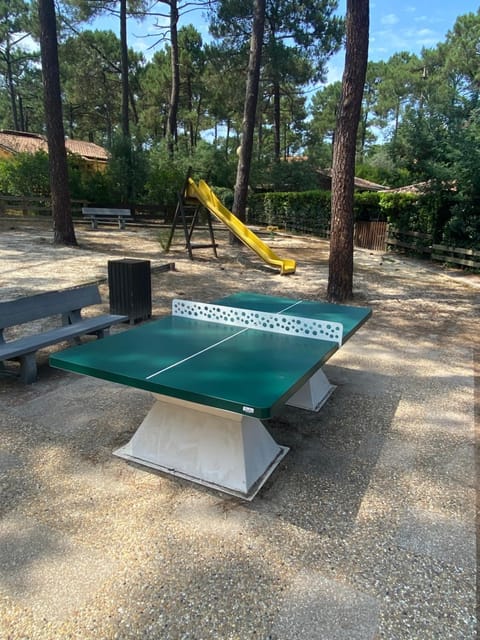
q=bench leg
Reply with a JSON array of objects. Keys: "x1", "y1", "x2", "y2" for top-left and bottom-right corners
[
  {"x1": 19, "y1": 353, "x2": 38, "y2": 384},
  {"x1": 91, "y1": 218, "x2": 98, "y2": 230},
  {"x1": 118, "y1": 218, "x2": 126, "y2": 230}
]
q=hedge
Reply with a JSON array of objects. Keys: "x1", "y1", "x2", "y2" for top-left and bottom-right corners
[
  {"x1": 248, "y1": 190, "x2": 331, "y2": 236},
  {"x1": 247, "y1": 190, "x2": 422, "y2": 237}
]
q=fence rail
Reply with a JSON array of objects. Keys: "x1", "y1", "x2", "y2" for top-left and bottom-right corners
[
  {"x1": 0, "y1": 195, "x2": 87, "y2": 217},
  {"x1": 385, "y1": 227, "x2": 480, "y2": 269},
  {"x1": 1, "y1": 195, "x2": 478, "y2": 269},
  {"x1": 0, "y1": 195, "x2": 166, "y2": 223},
  {"x1": 385, "y1": 228, "x2": 432, "y2": 254},
  {"x1": 431, "y1": 244, "x2": 480, "y2": 269}
]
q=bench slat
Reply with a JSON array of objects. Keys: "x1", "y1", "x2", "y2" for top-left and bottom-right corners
[
  {"x1": 0, "y1": 314, "x2": 127, "y2": 360},
  {"x1": 82, "y1": 208, "x2": 131, "y2": 217},
  {"x1": 0, "y1": 285, "x2": 101, "y2": 328},
  {"x1": 0, "y1": 284, "x2": 129, "y2": 383},
  {"x1": 81, "y1": 208, "x2": 131, "y2": 230}
]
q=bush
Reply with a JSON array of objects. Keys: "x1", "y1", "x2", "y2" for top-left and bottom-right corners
[
  {"x1": 143, "y1": 144, "x2": 191, "y2": 215},
  {"x1": 0, "y1": 151, "x2": 117, "y2": 204},
  {"x1": 106, "y1": 135, "x2": 149, "y2": 204},
  {"x1": 0, "y1": 152, "x2": 51, "y2": 196},
  {"x1": 248, "y1": 189, "x2": 429, "y2": 239},
  {"x1": 248, "y1": 190, "x2": 331, "y2": 235},
  {"x1": 66, "y1": 153, "x2": 114, "y2": 204},
  {"x1": 378, "y1": 192, "x2": 423, "y2": 230},
  {"x1": 442, "y1": 203, "x2": 480, "y2": 248},
  {"x1": 354, "y1": 191, "x2": 382, "y2": 221}
]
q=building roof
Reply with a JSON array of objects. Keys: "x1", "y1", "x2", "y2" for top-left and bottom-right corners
[
  {"x1": 65, "y1": 138, "x2": 109, "y2": 162},
  {"x1": 379, "y1": 182, "x2": 427, "y2": 194},
  {"x1": 317, "y1": 168, "x2": 388, "y2": 192},
  {"x1": 0, "y1": 130, "x2": 109, "y2": 163}
]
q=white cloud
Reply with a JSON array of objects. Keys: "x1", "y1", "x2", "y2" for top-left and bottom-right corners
[{"x1": 381, "y1": 14, "x2": 400, "y2": 26}]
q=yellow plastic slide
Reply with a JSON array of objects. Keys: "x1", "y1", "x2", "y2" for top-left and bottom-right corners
[{"x1": 186, "y1": 178, "x2": 296, "y2": 275}]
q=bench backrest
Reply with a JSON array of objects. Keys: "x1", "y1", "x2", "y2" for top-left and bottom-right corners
[
  {"x1": 82, "y1": 207, "x2": 131, "y2": 217},
  {"x1": 0, "y1": 285, "x2": 102, "y2": 329}
]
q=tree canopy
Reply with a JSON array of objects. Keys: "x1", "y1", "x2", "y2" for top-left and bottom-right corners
[{"x1": 0, "y1": 2, "x2": 479, "y2": 249}]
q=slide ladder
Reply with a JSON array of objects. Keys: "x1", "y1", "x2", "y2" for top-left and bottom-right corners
[{"x1": 164, "y1": 173, "x2": 218, "y2": 259}]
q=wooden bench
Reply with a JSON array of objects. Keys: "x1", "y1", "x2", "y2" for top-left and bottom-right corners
[
  {"x1": 0, "y1": 285, "x2": 128, "y2": 384},
  {"x1": 81, "y1": 207, "x2": 132, "y2": 229}
]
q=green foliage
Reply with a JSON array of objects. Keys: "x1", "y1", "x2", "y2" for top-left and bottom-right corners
[
  {"x1": 0, "y1": 150, "x2": 116, "y2": 204},
  {"x1": 357, "y1": 150, "x2": 413, "y2": 188},
  {"x1": 0, "y1": 152, "x2": 51, "y2": 196},
  {"x1": 353, "y1": 191, "x2": 383, "y2": 221},
  {"x1": 307, "y1": 82, "x2": 341, "y2": 154},
  {"x1": 189, "y1": 140, "x2": 238, "y2": 187},
  {"x1": 442, "y1": 205, "x2": 480, "y2": 248},
  {"x1": 143, "y1": 142, "x2": 191, "y2": 213},
  {"x1": 248, "y1": 188, "x2": 435, "y2": 242},
  {"x1": 378, "y1": 192, "x2": 423, "y2": 229},
  {"x1": 106, "y1": 135, "x2": 149, "y2": 204},
  {"x1": 259, "y1": 159, "x2": 320, "y2": 192},
  {"x1": 442, "y1": 106, "x2": 480, "y2": 247},
  {"x1": 142, "y1": 140, "x2": 239, "y2": 213},
  {"x1": 248, "y1": 190, "x2": 331, "y2": 235},
  {"x1": 59, "y1": 30, "x2": 124, "y2": 145},
  {"x1": 66, "y1": 153, "x2": 114, "y2": 204}
]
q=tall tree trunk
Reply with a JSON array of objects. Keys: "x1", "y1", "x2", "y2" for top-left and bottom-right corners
[
  {"x1": 120, "y1": 0, "x2": 129, "y2": 138},
  {"x1": 119, "y1": 0, "x2": 134, "y2": 201},
  {"x1": 273, "y1": 80, "x2": 281, "y2": 160},
  {"x1": 232, "y1": 0, "x2": 265, "y2": 230},
  {"x1": 327, "y1": 0, "x2": 369, "y2": 302},
  {"x1": 225, "y1": 119, "x2": 230, "y2": 158},
  {"x1": 6, "y1": 48, "x2": 19, "y2": 130},
  {"x1": 38, "y1": 0, "x2": 77, "y2": 247},
  {"x1": 168, "y1": 0, "x2": 180, "y2": 155},
  {"x1": 19, "y1": 96, "x2": 26, "y2": 131}
]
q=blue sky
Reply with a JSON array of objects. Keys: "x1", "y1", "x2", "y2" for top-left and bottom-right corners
[
  {"x1": 327, "y1": 0, "x2": 480, "y2": 81},
  {"x1": 94, "y1": 1, "x2": 480, "y2": 84}
]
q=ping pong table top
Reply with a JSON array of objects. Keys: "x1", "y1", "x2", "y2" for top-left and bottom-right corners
[{"x1": 50, "y1": 292, "x2": 371, "y2": 419}]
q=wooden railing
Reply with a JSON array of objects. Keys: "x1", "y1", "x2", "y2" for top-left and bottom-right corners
[
  {"x1": 0, "y1": 195, "x2": 167, "y2": 223},
  {"x1": 385, "y1": 227, "x2": 432, "y2": 255},
  {"x1": 1, "y1": 195, "x2": 478, "y2": 270},
  {"x1": 386, "y1": 227, "x2": 480, "y2": 270},
  {"x1": 431, "y1": 244, "x2": 480, "y2": 269},
  {"x1": 0, "y1": 194, "x2": 87, "y2": 216}
]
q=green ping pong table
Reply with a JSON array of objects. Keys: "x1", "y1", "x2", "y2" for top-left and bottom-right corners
[{"x1": 50, "y1": 292, "x2": 371, "y2": 499}]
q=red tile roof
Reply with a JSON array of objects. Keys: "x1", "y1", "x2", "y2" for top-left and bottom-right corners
[{"x1": 0, "y1": 130, "x2": 109, "y2": 163}]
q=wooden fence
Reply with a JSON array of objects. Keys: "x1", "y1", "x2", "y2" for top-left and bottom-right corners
[
  {"x1": 0, "y1": 195, "x2": 87, "y2": 217},
  {"x1": 353, "y1": 223, "x2": 480, "y2": 269},
  {"x1": 1, "y1": 194, "x2": 478, "y2": 270},
  {"x1": 354, "y1": 221, "x2": 387, "y2": 251},
  {"x1": 0, "y1": 195, "x2": 166, "y2": 223},
  {"x1": 431, "y1": 244, "x2": 480, "y2": 269},
  {"x1": 385, "y1": 227, "x2": 432, "y2": 255},
  {"x1": 385, "y1": 227, "x2": 480, "y2": 270}
]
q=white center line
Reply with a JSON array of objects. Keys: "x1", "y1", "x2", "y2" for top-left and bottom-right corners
[
  {"x1": 145, "y1": 299, "x2": 305, "y2": 381},
  {"x1": 145, "y1": 327, "x2": 248, "y2": 380}
]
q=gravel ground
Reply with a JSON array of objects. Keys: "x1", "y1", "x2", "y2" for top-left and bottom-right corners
[{"x1": 0, "y1": 219, "x2": 478, "y2": 639}]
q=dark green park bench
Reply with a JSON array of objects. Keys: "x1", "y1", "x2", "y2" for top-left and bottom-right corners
[
  {"x1": 81, "y1": 207, "x2": 132, "y2": 229},
  {"x1": 0, "y1": 285, "x2": 128, "y2": 384}
]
